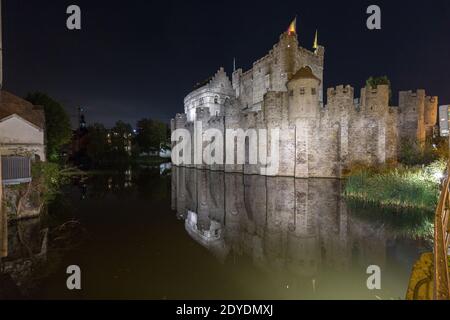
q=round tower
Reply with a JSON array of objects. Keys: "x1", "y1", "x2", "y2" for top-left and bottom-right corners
[{"x1": 286, "y1": 67, "x2": 321, "y2": 120}]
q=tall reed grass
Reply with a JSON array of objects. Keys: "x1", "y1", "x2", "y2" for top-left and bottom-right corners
[{"x1": 344, "y1": 160, "x2": 446, "y2": 213}]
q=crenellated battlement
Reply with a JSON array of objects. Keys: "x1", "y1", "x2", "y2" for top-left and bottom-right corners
[
  {"x1": 327, "y1": 85, "x2": 354, "y2": 100},
  {"x1": 399, "y1": 89, "x2": 426, "y2": 106},
  {"x1": 363, "y1": 84, "x2": 390, "y2": 97},
  {"x1": 426, "y1": 96, "x2": 438, "y2": 103},
  {"x1": 360, "y1": 85, "x2": 390, "y2": 114}
]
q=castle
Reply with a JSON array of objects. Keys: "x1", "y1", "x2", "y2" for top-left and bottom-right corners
[{"x1": 171, "y1": 24, "x2": 438, "y2": 178}]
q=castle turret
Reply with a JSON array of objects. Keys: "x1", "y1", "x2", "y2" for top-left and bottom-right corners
[
  {"x1": 184, "y1": 67, "x2": 234, "y2": 122},
  {"x1": 287, "y1": 67, "x2": 321, "y2": 120},
  {"x1": 424, "y1": 95, "x2": 438, "y2": 138},
  {"x1": 398, "y1": 90, "x2": 426, "y2": 145},
  {"x1": 360, "y1": 84, "x2": 390, "y2": 115},
  {"x1": 277, "y1": 32, "x2": 298, "y2": 81}
]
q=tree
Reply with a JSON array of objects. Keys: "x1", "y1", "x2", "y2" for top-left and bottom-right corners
[
  {"x1": 110, "y1": 120, "x2": 133, "y2": 155},
  {"x1": 366, "y1": 76, "x2": 392, "y2": 102},
  {"x1": 26, "y1": 92, "x2": 72, "y2": 162},
  {"x1": 366, "y1": 76, "x2": 391, "y2": 88},
  {"x1": 135, "y1": 118, "x2": 168, "y2": 153},
  {"x1": 85, "y1": 123, "x2": 110, "y2": 164}
]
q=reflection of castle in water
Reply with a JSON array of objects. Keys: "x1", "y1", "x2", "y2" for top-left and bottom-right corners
[{"x1": 172, "y1": 166, "x2": 417, "y2": 279}]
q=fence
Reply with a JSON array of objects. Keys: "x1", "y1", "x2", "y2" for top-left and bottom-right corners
[{"x1": 1, "y1": 156, "x2": 32, "y2": 185}]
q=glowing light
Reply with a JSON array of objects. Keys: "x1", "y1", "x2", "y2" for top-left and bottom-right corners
[
  {"x1": 287, "y1": 18, "x2": 296, "y2": 35},
  {"x1": 313, "y1": 30, "x2": 319, "y2": 50},
  {"x1": 433, "y1": 171, "x2": 444, "y2": 181}
]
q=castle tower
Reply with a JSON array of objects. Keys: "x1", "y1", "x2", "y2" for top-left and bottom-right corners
[
  {"x1": 277, "y1": 31, "x2": 298, "y2": 81},
  {"x1": 398, "y1": 90, "x2": 427, "y2": 146},
  {"x1": 424, "y1": 96, "x2": 438, "y2": 139},
  {"x1": 287, "y1": 66, "x2": 321, "y2": 120}
]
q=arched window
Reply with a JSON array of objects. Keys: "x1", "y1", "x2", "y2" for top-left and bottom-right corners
[{"x1": 214, "y1": 96, "x2": 219, "y2": 104}]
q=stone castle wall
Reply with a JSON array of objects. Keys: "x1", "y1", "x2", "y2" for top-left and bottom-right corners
[
  {"x1": 172, "y1": 29, "x2": 438, "y2": 178},
  {"x1": 398, "y1": 90, "x2": 438, "y2": 146}
]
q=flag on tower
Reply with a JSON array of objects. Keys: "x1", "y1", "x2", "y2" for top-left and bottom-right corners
[
  {"x1": 287, "y1": 17, "x2": 297, "y2": 35},
  {"x1": 313, "y1": 29, "x2": 319, "y2": 50}
]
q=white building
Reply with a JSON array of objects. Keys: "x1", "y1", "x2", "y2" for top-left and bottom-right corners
[
  {"x1": 0, "y1": 0, "x2": 46, "y2": 187},
  {"x1": 0, "y1": 91, "x2": 46, "y2": 161}
]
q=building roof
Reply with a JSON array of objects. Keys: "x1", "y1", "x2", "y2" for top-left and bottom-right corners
[
  {"x1": 289, "y1": 67, "x2": 321, "y2": 83},
  {"x1": 0, "y1": 91, "x2": 45, "y2": 129}
]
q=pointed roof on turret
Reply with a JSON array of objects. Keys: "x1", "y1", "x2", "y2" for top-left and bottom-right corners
[
  {"x1": 289, "y1": 66, "x2": 321, "y2": 83},
  {"x1": 287, "y1": 17, "x2": 297, "y2": 35},
  {"x1": 313, "y1": 30, "x2": 319, "y2": 50}
]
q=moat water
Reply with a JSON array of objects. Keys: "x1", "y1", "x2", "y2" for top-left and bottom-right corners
[{"x1": 0, "y1": 166, "x2": 432, "y2": 299}]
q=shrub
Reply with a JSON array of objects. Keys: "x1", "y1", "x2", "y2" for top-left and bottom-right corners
[
  {"x1": 344, "y1": 160, "x2": 445, "y2": 213},
  {"x1": 399, "y1": 137, "x2": 448, "y2": 166},
  {"x1": 32, "y1": 162, "x2": 68, "y2": 203}
]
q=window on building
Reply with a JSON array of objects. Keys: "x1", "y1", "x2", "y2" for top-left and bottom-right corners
[
  {"x1": 214, "y1": 96, "x2": 219, "y2": 104},
  {"x1": 299, "y1": 87, "x2": 305, "y2": 95},
  {"x1": 311, "y1": 88, "x2": 316, "y2": 95},
  {"x1": 199, "y1": 98, "x2": 204, "y2": 105},
  {"x1": 289, "y1": 90, "x2": 294, "y2": 97}
]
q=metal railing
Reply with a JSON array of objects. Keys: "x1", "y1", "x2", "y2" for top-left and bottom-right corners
[
  {"x1": 1, "y1": 156, "x2": 32, "y2": 185},
  {"x1": 433, "y1": 166, "x2": 450, "y2": 300}
]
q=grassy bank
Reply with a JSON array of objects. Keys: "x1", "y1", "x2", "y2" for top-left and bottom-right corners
[{"x1": 344, "y1": 160, "x2": 445, "y2": 213}]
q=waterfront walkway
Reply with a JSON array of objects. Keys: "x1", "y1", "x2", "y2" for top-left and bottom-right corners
[{"x1": 407, "y1": 168, "x2": 450, "y2": 300}]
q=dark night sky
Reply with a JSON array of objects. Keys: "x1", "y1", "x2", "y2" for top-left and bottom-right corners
[{"x1": 3, "y1": 0, "x2": 450, "y2": 128}]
